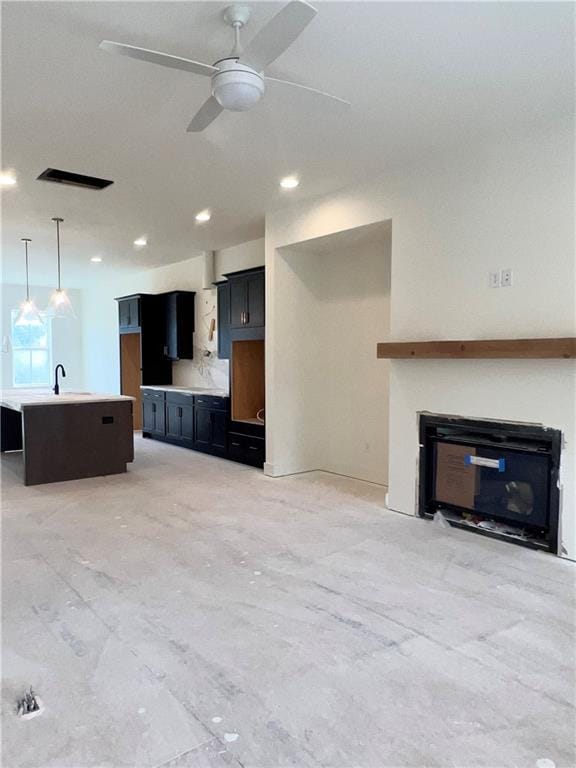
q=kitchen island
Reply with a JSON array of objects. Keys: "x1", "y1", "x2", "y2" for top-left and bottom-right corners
[{"x1": 0, "y1": 389, "x2": 134, "y2": 485}]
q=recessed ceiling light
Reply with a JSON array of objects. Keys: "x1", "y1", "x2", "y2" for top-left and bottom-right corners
[
  {"x1": 0, "y1": 172, "x2": 17, "y2": 186},
  {"x1": 280, "y1": 175, "x2": 299, "y2": 190},
  {"x1": 90, "y1": 256, "x2": 103, "y2": 263},
  {"x1": 134, "y1": 237, "x2": 147, "y2": 247},
  {"x1": 195, "y1": 210, "x2": 211, "y2": 223}
]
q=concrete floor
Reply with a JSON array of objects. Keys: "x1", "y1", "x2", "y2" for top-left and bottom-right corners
[{"x1": 2, "y1": 436, "x2": 575, "y2": 768}]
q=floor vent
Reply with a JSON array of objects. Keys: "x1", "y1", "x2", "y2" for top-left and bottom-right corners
[{"x1": 37, "y1": 168, "x2": 114, "y2": 190}]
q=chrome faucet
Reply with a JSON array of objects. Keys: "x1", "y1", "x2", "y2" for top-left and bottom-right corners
[{"x1": 53, "y1": 364, "x2": 66, "y2": 395}]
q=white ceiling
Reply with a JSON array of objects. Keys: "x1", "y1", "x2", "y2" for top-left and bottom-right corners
[{"x1": 1, "y1": 1, "x2": 573, "y2": 286}]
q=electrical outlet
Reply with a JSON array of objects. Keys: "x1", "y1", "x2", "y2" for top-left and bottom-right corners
[
  {"x1": 501, "y1": 268, "x2": 513, "y2": 287},
  {"x1": 489, "y1": 271, "x2": 499, "y2": 288}
]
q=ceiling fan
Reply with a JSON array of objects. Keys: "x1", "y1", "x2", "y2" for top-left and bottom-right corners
[{"x1": 99, "y1": 0, "x2": 349, "y2": 132}]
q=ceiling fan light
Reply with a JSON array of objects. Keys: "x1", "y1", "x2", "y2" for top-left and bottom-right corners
[{"x1": 212, "y1": 64, "x2": 265, "y2": 112}]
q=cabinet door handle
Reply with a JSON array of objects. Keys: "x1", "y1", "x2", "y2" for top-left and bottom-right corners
[
  {"x1": 245, "y1": 310, "x2": 249, "y2": 325},
  {"x1": 249, "y1": 446, "x2": 258, "y2": 451},
  {"x1": 178, "y1": 407, "x2": 182, "y2": 418},
  {"x1": 152, "y1": 403, "x2": 156, "y2": 412},
  {"x1": 231, "y1": 441, "x2": 240, "y2": 447}
]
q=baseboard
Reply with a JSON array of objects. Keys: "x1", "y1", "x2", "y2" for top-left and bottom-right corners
[{"x1": 263, "y1": 462, "x2": 317, "y2": 477}]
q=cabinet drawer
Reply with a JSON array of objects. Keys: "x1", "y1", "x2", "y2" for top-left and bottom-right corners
[
  {"x1": 194, "y1": 395, "x2": 228, "y2": 411},
  {"x1": 228, "y1": 432, "x2": 265, "y2": 467},
  {"x1": 166, "y1": 390, "x2": 195, "y2": 406},
  {"x1": 142, "y1": 389, "x2": 165, "y2": 401}
]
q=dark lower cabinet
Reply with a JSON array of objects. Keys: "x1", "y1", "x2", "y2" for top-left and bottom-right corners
[
  {"x1": 142, "y1": 389, "x2": 264, "y2": 467},
  {"x1": 228, "y1": 432, "x2": 265, "y2": 467},
  {"x1": 194, "y1": 406, "x2": 228, "y2": 456},
  {"x1": 142, "y1": 392, "x2": 165, "y2": 436},
  {"x1": 165, "y1": 402, "x2": 194, "y2": 445},
  {"x1": 193, "y1": 406, "x2": 212, "y2": 450}
]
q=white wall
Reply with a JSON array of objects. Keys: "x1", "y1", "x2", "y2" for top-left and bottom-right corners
[
  {"x1": 271, "y1": 229, "x2": 391, "y2": 484},
  {"x1": 215, "y1": 238, "x2": 265, "y2": 281},
  {"x1": 1, "y1": 283, "x2": 84, "y2": 390},
  {"x1": 80, "y1": 238, "x2": 265, "y2": 395},
  {"x1": 265, "y1": 122, "x2": 576, "y2": 559}
]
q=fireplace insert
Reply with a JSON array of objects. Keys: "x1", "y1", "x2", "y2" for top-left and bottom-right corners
[{"x1": 418, "y1": 414, "x2": 561, "y2": 553}]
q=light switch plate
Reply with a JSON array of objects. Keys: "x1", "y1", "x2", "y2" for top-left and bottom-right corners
[
  {"x1": 489, "y1": 271, "x2": 499, "y2": 288},
  {"x1": 501, "y1": 268, "x2": 513, "y2": 287}
]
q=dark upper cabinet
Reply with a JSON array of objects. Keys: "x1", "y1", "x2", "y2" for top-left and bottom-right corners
[
  {"x1": 215, "y1": 281, "x2": 231, "y2": 360},
  {"x1": 163, "y1": 291, "x2": 195, "y2": 361},
  {"x1": 229, "y1": 279, "x2": 247, "y2": 330},
  {"x1": 140, "y1": 295, "x2": 173, "y2": 384},
  {"x1": 246, "y1": 271, "x2": 265, "y2": 327},
  {"x1": 116, "y1": 294, "x2": 172, "y2": 387},
  {"x1": 224, "y1": 268, "x2": 265, "y2": 330},
  {"x1": 118, "y1": 296, "x2": 140, "y2": 331}
]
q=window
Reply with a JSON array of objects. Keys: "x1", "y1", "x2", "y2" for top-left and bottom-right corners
[{"x1": 11, "y1": 311, "x2": 52, "y2": 387}]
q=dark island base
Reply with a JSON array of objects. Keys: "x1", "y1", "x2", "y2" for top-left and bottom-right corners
[{"x1": 1, "y1": 401, "x2": 134, "y2": 485}]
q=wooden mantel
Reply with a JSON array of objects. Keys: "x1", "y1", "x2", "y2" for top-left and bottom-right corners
[{"x1": 376, "y1": 338, "x2": 576, "y2": 360}]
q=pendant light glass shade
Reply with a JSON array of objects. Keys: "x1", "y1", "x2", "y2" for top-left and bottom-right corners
[
  {"x1": 47, "y1": 217, "x2": 75, "y2": 319},
  {"x1": 47, "y1": 288, "x2": 75, "y2": 319},
  {"x1": 14, "y1": 238, "x2": 44, "y2": 327}
]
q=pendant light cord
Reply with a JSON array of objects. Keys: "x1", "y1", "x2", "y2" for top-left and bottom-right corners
[
  {"x1": 52, "y1": 217, "x2": 63, "y2": 291},
  {"x1": 21, "y1": 238, "x2": 31, "y2": 301}
]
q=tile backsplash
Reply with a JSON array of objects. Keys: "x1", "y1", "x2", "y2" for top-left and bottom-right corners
[{"x1": 171, "y1": 289, "x2": 229, "y2": 392}]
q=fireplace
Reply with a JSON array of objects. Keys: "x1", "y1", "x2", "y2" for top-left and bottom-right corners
[{"x1": 418, "y1": 413, "x2": 561, "y2": 553}]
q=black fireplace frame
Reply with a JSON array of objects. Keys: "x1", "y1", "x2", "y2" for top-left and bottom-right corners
[{"x1": 418, "y1": 413, "x2": 562, "y2": 554}]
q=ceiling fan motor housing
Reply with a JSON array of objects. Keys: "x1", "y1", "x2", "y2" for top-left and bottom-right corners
[{"x1": 211, "y1": 59, "x2": 265, "y2": 111}]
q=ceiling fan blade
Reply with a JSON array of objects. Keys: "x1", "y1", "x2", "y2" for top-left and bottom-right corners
[
  {"x1": 187, "y1": 96, "x2": 224, "y2": 132},
  {"x1": 243, "y1": 0, "x2": 317, "y2": 71},
  {"x1": 266, "y1": 76, "x2": 351, "y2": 107},
  {"x1": 99, "y1": 41, "x2": 218, "y2": 77}
]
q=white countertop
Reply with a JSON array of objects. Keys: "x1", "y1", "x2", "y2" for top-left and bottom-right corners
[
  {"x1": 1, "y1": 389, "x2": 134, "y2": 412},
  {"x1": 140, "y1": 385, "x2": 229, "y2": 397}
]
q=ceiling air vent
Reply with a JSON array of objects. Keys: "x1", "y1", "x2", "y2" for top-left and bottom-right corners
[{"x1": 36, "y1": 168, "x2": 113, "y2": 190}]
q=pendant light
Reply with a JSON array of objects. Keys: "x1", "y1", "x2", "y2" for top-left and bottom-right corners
[
  {"x1": 14, "y1": 238, "x2": 43, "y2": 327},
  {"x1": 47, "y1": 217, "x2": 75, "y2": 319}
]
